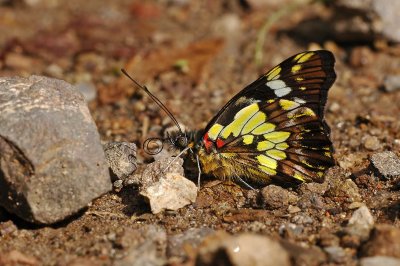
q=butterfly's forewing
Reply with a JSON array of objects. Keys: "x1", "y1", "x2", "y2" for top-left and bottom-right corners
[{"x1": 201, "y1": 50, "x2": 336, "y2": 184}]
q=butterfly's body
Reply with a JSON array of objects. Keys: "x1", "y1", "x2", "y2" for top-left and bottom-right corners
[{"x1": 123, "y1": 50, "x2": 336, "y2": 187}]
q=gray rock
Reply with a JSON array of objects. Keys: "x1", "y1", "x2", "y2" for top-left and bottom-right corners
[
  {"x1": 361, "y1": 224, "x2": 400, "y2": 258},
  {"x1": 383, "y1": 75, "x2": 400, "y2": 92},
  {"x1": 292, "y1": 214, "x2": 313, "y2": 225},
  {"x1": 167, "y1": 227, "x2": 215, "y2": 258},
  {"x1": 115, "y1": 225, "x2": 167, "y2": 266},
  {"x1": 360, "y1": 256, "x2": 400, "y2": 266},
  {"x1": 103, "y1": 142, "x2": 137, "y2": 187},
  {"x1": 196, "y1": 232, "x2": 290, "y2": 266},
  {"x1": 345, "y1": 206, "x2": 374, "y2": 241},
  {"x1": 279, "y1": 223, "x2": 304, "y2": 237},
  {"x1": 324, "y1": 246, "x2": 347, "y2": 264},
  {"x1": 332, "y1": 0, "x2": 400, "y2": 42},
  {"x1": 0, "y1": 76, "x2": 111, "y2": 224},
  {"x1": 370, "y1": 151, "x2": 400, "y2": 179}
]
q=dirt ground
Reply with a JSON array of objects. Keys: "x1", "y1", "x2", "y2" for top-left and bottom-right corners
[{"x1": 0, "y1": 0, "x2": 400, "y2": 265}]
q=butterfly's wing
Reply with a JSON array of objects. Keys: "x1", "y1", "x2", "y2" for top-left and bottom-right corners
[{"x1": 200, "y1": 50, "x2": 336, "y2": 185}]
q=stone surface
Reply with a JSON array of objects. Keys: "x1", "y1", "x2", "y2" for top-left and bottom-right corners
[
  {"x1": 0, "y1": 76, "x2": 111, "y2": 224},
  {"x1": 103, "y1": 142, "x2": 137, "y2": 187},
  {"x1": 345, "y1": 206, "x2": 374, "y2": 241},
  {"x1": 382, "y1": 75, "x2": 400, "y2": 92},
  {"x1": 360, "y1": 256, "x2": 400, "y2": 266},
  {"x1": 370, "y1": 151, "x2": 400, "y2": 179},
  {"x1": 324, "y1": 246, "x2": 347, "y2": 264},
  {"x1": 0, "y1": 250, "x2": 39, "y2": 266},
  {"x1": 115, "y1": 225, "x2": 167, "y2": 266},
  {"x1": 196, "y1": 232, "x2": 290, "y2": 266},
  {"x1": 140, "y1": 172, "x2": 197, "y2": 214},
  {"x1": 332, "y1": 0, "x2": 400, "y2": 42},
  {"x1": 167, "y1": 227, "x2": 215, "y2": 258},
  {"x1": 134, "y1": 156, "x2": 197, "y2": 214},
  {"x1": 260, "y1": 185, "x2": 290, "y2": 210},
  {"x1": 325, "y1": 167, "x2": 361, "y2": 203},
  {"x1": 361, "y1": 224, "x2": 400, "y2": 258},
  {"x1": 280, "y1": 241, "x2": 327, "y2": 266}
]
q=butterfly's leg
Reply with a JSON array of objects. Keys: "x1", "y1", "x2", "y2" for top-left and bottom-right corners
[
  {"x1": 161, "y1": 146, "x2": 190, "y2": 173},
  {"x1": 195, "y1": 154, "x2": 202, "y2": 189},
  {"x1": 235, "y1": 174, "x2": 255, "y2": 190}
]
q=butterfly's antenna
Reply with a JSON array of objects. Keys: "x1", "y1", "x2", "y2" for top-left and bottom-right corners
[{"x1": 121, "y1": 69, "x2": 184, "y2": 134}]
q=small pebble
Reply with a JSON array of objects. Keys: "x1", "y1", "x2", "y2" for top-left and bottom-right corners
[
  {"x1": 360, "y1": 256, "x2": 400, "y2": 266},
  {"x1": 345, "y1": 206, "x2": 374, "y2": 241},
  {"x1": 324, "y1": 246, "x2": 347, "y2": 264},
  {"x1": 383, "y1": 75, "x2": 400, "y2": 92},
  {"x1": 279, "y1": 223, "x2": 303, "y2": 237},
  {"x1": 292, "y1": 214, "x2": 313, "y2": 225},
  {"x1": 288, "y1": 205, "x2": 301, "y2": 214},
  {"x1": 103, "y1": 142, "x2": 138, "y2": 184},
  {"x1": 261, "y1": 185, "x2": 289, "y2": 210},
  {"x1": 370, "y1": 151, "x2": 400, "y2": 179},
  {"x1": 362, "y1": 135, "x2": 381, "y2": 151},
  {"x1": 75, "y1": 82, "x2": 97, "y2": 102},
  {"x1": 197, "y1": 232, "x2": 291, "y2": 266},
  {"x1": 140, "y1": 172, "x2": 197, "y2": 214}
]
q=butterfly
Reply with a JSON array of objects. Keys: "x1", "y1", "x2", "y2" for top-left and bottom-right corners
[{"x1": 122, "y1": 50, "x2": 336, "y2": 187}]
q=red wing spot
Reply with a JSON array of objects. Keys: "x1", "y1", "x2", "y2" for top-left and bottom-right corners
[
  {"x1": 216, "y1": 138, "x2": 225, "y2": 148},
  {"x1": 203, "y1": 133, "x2": 213, "y2": 152}
]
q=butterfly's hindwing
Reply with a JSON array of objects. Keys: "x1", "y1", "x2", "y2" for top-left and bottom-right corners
[{"x1": 199, "y1": 50, "x2": 336, "y2": 185}]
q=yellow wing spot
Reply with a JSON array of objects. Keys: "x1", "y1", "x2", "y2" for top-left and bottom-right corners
[
  {"x1": 275, "y1": 142, "x2": 289, "y2": 150},
  {"x1": 252, "y1": 123, "x2": 276, "y2": 135},
  {"x1": 266, "y1": 149, "x2": 287, "y2": 160},
  {"x1": 279, "y1": 99, "x2": 300, "y2": 111},
  {"x1": 294, "y1": 172, "x2": 306, "y2": 182},
  {"x1": 257, "y1": 140, "x2": 275, "y2": 151},
  {"x1": 297, "y1": 52, "x2": 315, "y2": 63},
  {"x1": 220, "y1": 103, "x2": 259, "y2": 138},
  {"x1": 208, "y1": 124, "x2": 224, "y2": 140},
  {"x1": 287, "y1": 108, "x2": 316, "y2": 119},
  {"x1": 257, "y1": 154, "x2": 277, "y2": 170},
  {"x1": 295, "y1": 77, "x2": 304, "y2": 81},
  {"x1": 299, "y1": 86, "x2": 306, "y2": 90},
  {"x1": 242, "y1": 135, "x2": 254, "y2": 145},
  {"x1": 263, "y1": 131, "x2": 290, "y2": 143},
  {"x1": 324, "y1": 151, "x2": 332, "y2": 158},
  {"x1": 301, "y1": 159, "x2": 314, "y2": 168},
  {"x1": 291, "y1": 64, "x2": 302, "y2": 73},
  {"x1": 266, "y1": 66, "x2": 281, "y2": 81},
  {"x1": 267, "y1": 99, "x2": 275, "y2": 103},
  {"x1": 294, "y1": 53, "x2": 305, "y2": 61},
  {"x1": 317, "y1": 171, "x2": 324, "y2": 178},
  {"x1": 259, "y1": 165, "x2": 277, "y2": 176},
  {"x1": 242, "y1": 112, "x2": 266, "y2": 134}
]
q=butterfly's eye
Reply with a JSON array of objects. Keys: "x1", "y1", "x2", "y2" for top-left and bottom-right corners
[{"x1": 177, "y1": 136, "x2": 188, "y2": 148}]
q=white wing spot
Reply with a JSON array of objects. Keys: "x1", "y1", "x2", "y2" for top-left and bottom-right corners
[
  {"x1": 266, "y1": 80, "x2": 286, "y2": 90},
  {"x1": 293, "y1": 97, "x2": 306, "y2": 104},
  {"x1": 266, "y1": 80, "x2": 292, "y2": 97},
  {"x1": 274, "y1": 87, "x2": 292, "y2": 97}
]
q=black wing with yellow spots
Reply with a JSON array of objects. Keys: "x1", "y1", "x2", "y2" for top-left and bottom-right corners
[{"x1": 199, "y1": 51, "x2": 336, "y2": 185}]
